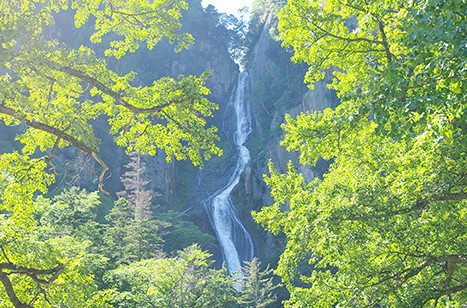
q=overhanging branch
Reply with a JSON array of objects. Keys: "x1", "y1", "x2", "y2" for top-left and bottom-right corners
[
  {"x1": 337, "y1": 191, "x2": 467, "y2": 222},
  {"x1": 0, "y1": 271, "x2": 33, "y2": 308},
  {"x1": 0, "y1": 104, "x2": 109, "y2": 194},
  {"x1": 0, "y1": 261, "x2": 64, "y2": 308},
  {"x1": 309, "y1": 20, "x2": 383, "y2": 46},
  {"x1": 47, "y1": 61, "x2": 183, "y2": 114}
]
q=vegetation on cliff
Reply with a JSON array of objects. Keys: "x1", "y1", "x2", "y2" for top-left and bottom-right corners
[
  {"x1": 0, "y1": 0, "x2": 219, "y2": 305},
  {"x1": 254, "y1": 0, "x2": 467, "y2": 306},
  {"x1": 1, "y1": 0, "x2": 466, "y2": 306}
]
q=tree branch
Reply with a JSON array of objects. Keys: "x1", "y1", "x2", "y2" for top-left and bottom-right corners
[
  {"x1": 364, "y1": 255, "x2": 467, "y2": 307},
  {"x1": 0, "y1": 262, "x2": 63, "y2": 308},
  {"x1": 47, "y1": 62, "x2": 183, "y2": 114},
  {"x1": 423, "y1": 282, "x2": 467, "y2": 305},
  {"x1": 339, "y1": 192, "x2": 467, "y2": 222},
  {"x1": 438, "y1": 192, "x2": 467, "y2": 201},
  {"x1": 377, "y1": 21, "x2": 392, "y2": 64},
  {"x1": 1, "y1": 246, "x2": 12, "y2": 264},
  {"x1": 308, "y1": 20, "x2": 383, "y2": 46},
  {"x1": 45, "y1": 137, "x2": 60, "y2": 175},
  {"x1": 0, "y1": 104, "x2": 109, "y2": 194},
  {"x1": 1, "y1": 262, "x2": 64, "y2": 277},
  {"x1": 0, "y1": 271, "x2": 33, "y2": 308}
]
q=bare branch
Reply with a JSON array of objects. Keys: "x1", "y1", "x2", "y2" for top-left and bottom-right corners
[
  {"x1": 45, "y1": 137, "x2": 61, "y2": 175},
  {"x1": 123, "y1": 112, "x2": 135, "y2": 135}
]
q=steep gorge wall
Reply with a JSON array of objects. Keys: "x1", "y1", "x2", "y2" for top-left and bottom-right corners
[
  {"x1": 237, "y1": 8, "x2": 340, "y2": 262},
  {"x1": 115, "y1": 1, "x2": 239, "y2": 208},
  {"x1": 6, "y1": 1, "x2": 240, "y2": 208},
  {"x1": 132, "y1": 31, "x2": 239, "y2": 209}
]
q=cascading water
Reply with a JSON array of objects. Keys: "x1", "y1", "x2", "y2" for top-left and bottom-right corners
[{"x1": 203, "y1": 72, "x2": 254, "y2": 276}]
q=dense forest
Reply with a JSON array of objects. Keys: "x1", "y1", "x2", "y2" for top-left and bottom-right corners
[{"x1": 0, "y1": 0, "x2": 466, "y2": 307}]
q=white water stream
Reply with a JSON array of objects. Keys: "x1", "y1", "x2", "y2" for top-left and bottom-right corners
[{"x1": 204, "y1": 72, "x2": 254, "y2": 275}]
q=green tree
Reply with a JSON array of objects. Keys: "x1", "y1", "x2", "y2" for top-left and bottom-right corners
[
  {"x1": 0, "y1": 0, "x2": 221, "y2": 306},
  {"x1": 0, "y1": 155, "x2": 110, "y2": 307},
  {"x1": 158, "y1": 211, "x2": 217, "y2": 252},
  {"x1": 36, "y1": 187, "x2": 109, "y2": 262},
  {"x1": 37, "y1": 187, "x2": 101, "y2": 238},
  {"x1": 109, "y1": 151, "x2": 164, "y2": 263},
  {"x1": 254, "y1": 0, "x2": 467, "y2": 307},
  {"x1": 104, "y1": 198, "x2": 162, "y2": 265},
  {"x1": 106, "y1": 244, "x2": 237, "y2": 308},
  {"x1": 1, "y1": 0, "x2": 221, "y2": 195},
  {"x1": 238, "y1": 257, "x2": 281, "y2": 308}
]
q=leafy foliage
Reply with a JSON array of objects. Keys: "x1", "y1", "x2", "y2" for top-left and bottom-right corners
[
  {"x1": 1, "y1": 0, "x2": 222, "y2": 194},
  {"x1": 104, "y1": 198, "x2": 163, "y2": 265},
  {"x1": 238, "y1": 257, "x2": 281, "y2": 308},
  {"x1": 254, "y1": 0, "x2": 467, "y2": 306},
  {"x1": 0, "y1": 0, "x2": 224, "y2": 305},
  {"x1": 0, "y1": 159, "x2": 110, "y2": 307},
  {"x1": 158, "y1": 212, "x2": 218, "y2": 252},
  {"x1": 106, "y1": 244, "x2": 237, "y2": 308}
]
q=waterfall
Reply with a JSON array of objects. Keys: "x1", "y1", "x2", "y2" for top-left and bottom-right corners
[{"x1": 203, "y1": 72, "x2": 254, "y2": 276}]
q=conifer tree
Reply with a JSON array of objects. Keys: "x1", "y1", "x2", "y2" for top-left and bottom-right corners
[
  {"x1": 117, "y1": 151, "x2": 152, "y2": 220},
  {"x1": 238, "y1": 257, "x2": 281, "y2": 308},
  {"x1": 104, "y1": 198, "x2": 162, "y2": 265}
]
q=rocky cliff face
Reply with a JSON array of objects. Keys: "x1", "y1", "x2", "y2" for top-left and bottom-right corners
[
  {"x1": 138, "y1": 34, "x2": 239, "y2": 209},
  {"x1": 248, "y1": 13, "x2": 275, "y2": 103},
  {"x1": 37, "y1": 2, "x2": 240, "y2": 208},
  {"x1": 239, "y1": 8, "x2": 340, "y2": 261},
  {"x1": 114, "y1": 1, "x2": 240, "y2": 209},
  {"x1": 124, "y1": 17, "x2": 239, "y2": 209}
]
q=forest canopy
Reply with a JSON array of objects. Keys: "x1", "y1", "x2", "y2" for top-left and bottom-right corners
[
  {"x1": 1, "y1": 0, "x2": 467, "y2": 307},
  {"x1": 0, "y1": 0, "x2": 222, "y2": 193},
  {"x1": 253, "y1": 0, "x2": 467, "y2": 307},
  {"x1": 0, "y1": 0, "x2": 224, "y2": 306}
]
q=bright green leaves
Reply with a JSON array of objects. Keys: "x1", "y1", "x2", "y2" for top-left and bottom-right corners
[
  {"x1": 278, "y1": 0, "x2": 404, "y2": 93},
  {"x1": 258, "y1": 117, "x2": 467, "y2": 306},
  {"x1": 281, "y1": 101, "x2": 360, "y2": 166},
  {"x1": 72, "y1": 0, "x2": 194, "y2": 58},
  {"x1": 106, "y1": 244, "x2": 236, "y2": 308},
  {"x1": 0, "y1": 165, "x2": 110, "y2": 307},
  {"x1": 1, "y1": 0, "x2": 221, "y2": 176},
  {"x1": 0, "y1": 230, "x2": 111, "y2": 307},
  {"x1": 257, "y1": 0, "x2": 467, "y2": 306},
  {"x1": 0, "y1": 153, "x2": 53, "y2": 214},
  {"x1": 0, "y1": 0, "x2": 222, "y2": 306},
  {"x1": 109, "y1": 72, "x2": 221, "y2": 167},
  {"x1": 254, "y1": 161, "x2": 316, "y2": 283}
]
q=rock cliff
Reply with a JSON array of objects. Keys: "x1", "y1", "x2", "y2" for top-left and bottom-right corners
[
  {"x1": 36, "y1": 1, "x2": 240, "y2": 208},
  {"x1": 239, "y1": 6, "x2": 340, "y2": 262}
]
